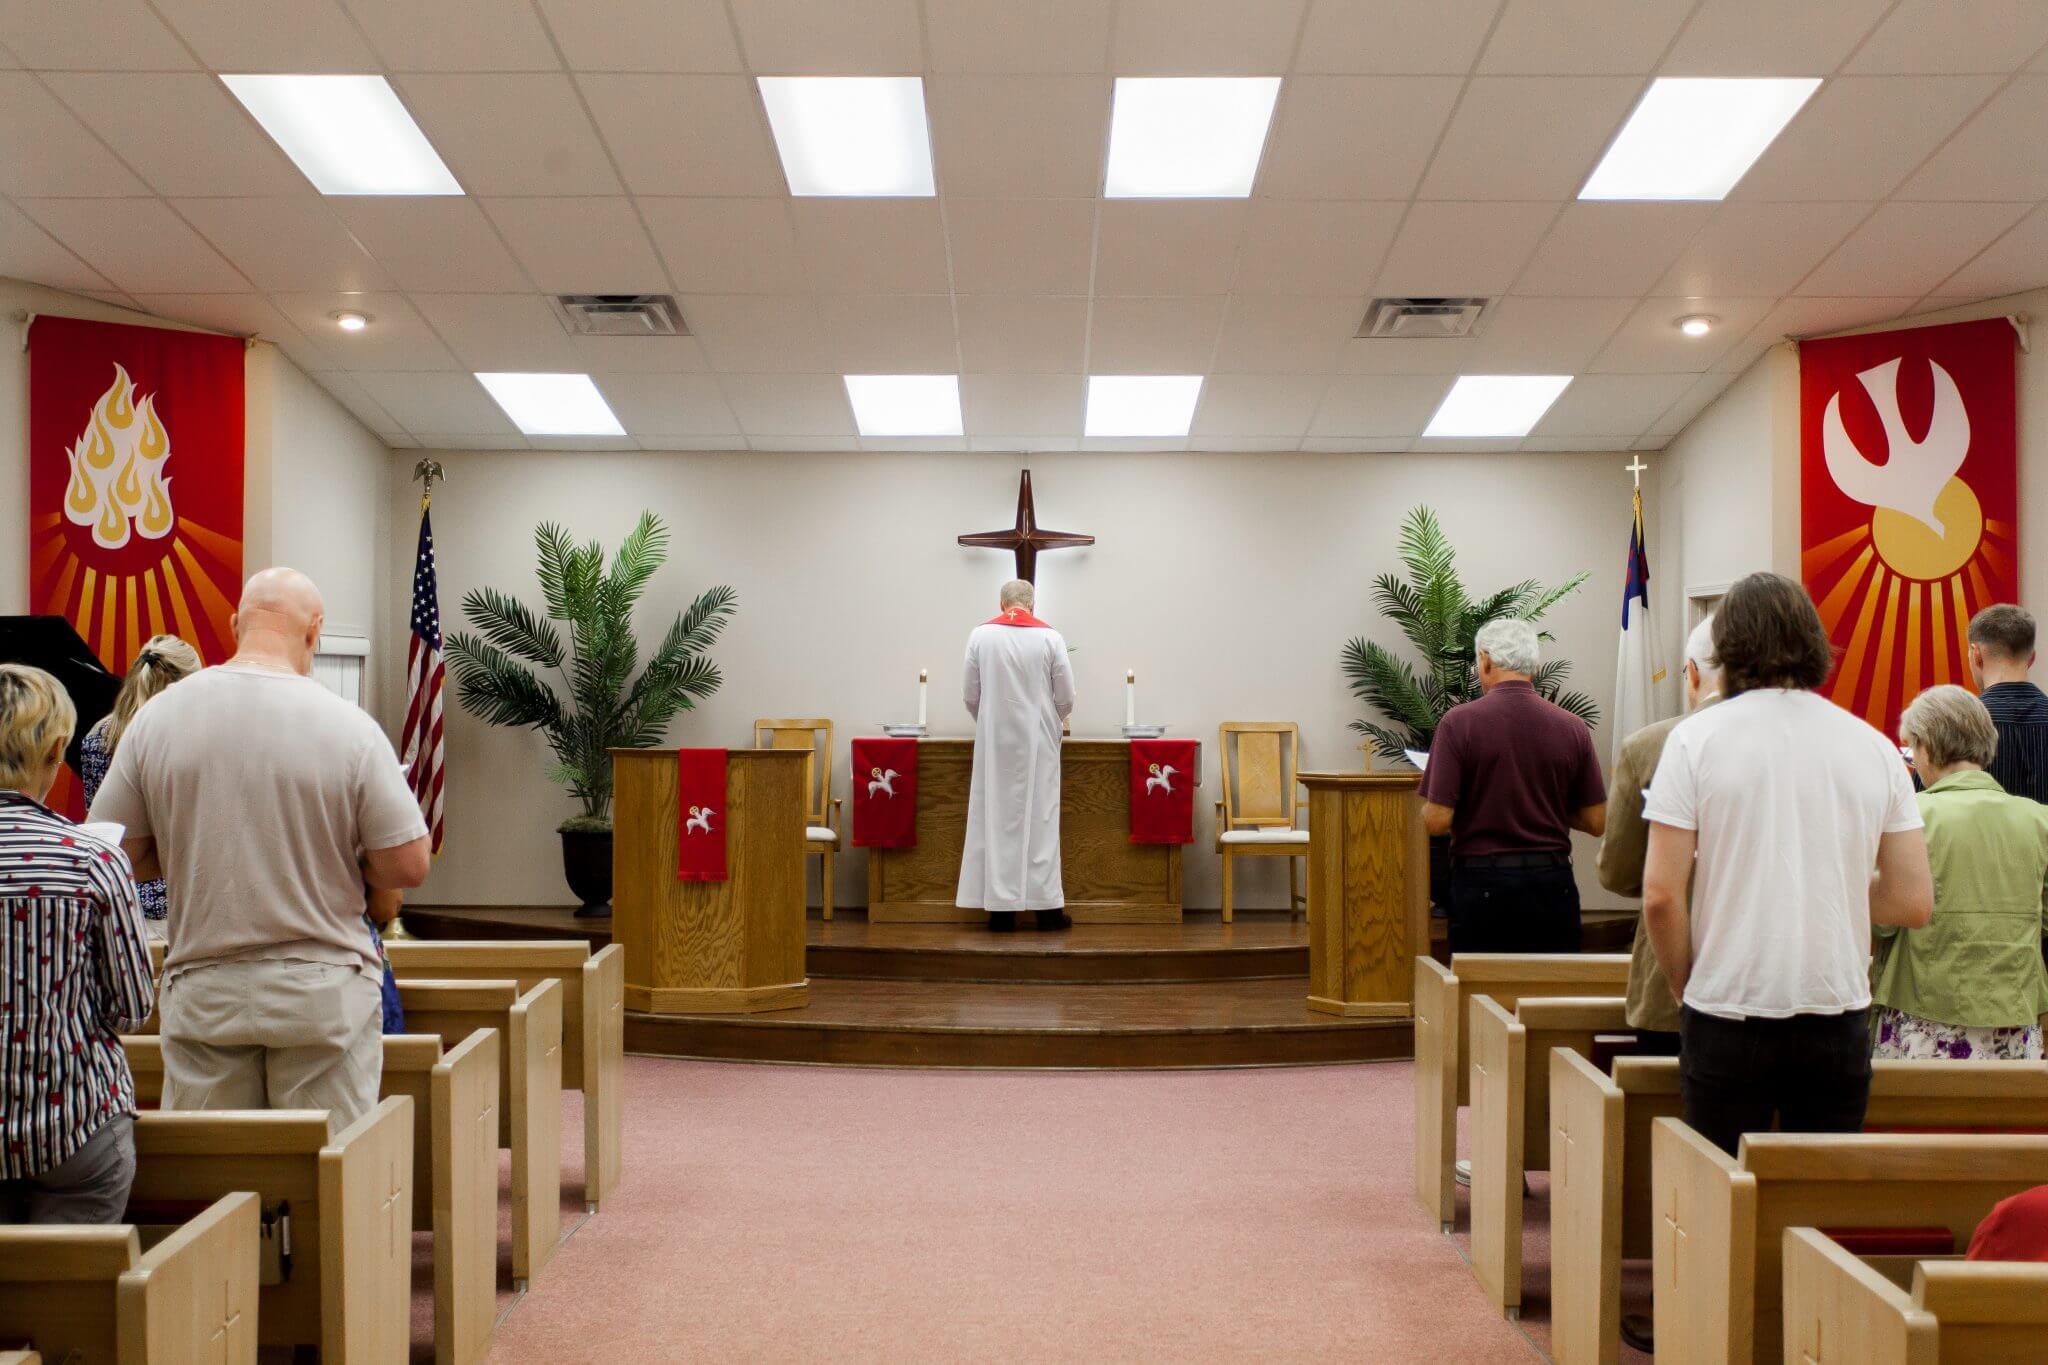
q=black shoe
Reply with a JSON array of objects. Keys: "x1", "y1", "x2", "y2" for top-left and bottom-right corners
[
  {"x1": 987, "y1": 912, "x2": 1018, "y2": 933},
  {"x1": 1036, "y1": 909, "x2": 1072, "y2": 931},
  {"x1": 1619, "y1": 1312, "x2": 1654, "y2": 1354}
]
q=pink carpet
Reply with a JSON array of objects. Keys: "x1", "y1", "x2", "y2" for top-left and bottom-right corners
[{"x1": 475, "y1": 1059, "x2": 1542, "y2": 1363}]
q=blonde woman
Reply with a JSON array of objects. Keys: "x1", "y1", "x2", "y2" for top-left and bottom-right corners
[{"x1": 78, "y1": 636, "x2": 199, "y2": 933}]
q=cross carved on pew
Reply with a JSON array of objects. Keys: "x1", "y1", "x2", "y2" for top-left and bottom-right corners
[
  {"x1": 210, "y1": 1279, "x2": 245, "y2": 1359},
  {"x1": 1660, "y1": 1184, "x2": 1688, "y2": 1295},
  {"x1": 381, "y1": 1152, "x2": 407, "y2": 1262}
]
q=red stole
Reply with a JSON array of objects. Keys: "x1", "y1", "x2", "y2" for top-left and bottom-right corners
[
  {"x1": 674, "y1": 748, "x2": 728, "y2": 881},
  {"x1": 851, "y1": 737, "x2": 919, "y2": 848},
  {"x1": 1129, "y1": 739, "x2": 1198, "y2": 844},
  {"x1": 985, "y1": 608, "x2": 1052, "y2": 628}
]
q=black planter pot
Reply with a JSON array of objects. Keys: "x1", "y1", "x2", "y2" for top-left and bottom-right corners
[{"x1": 560, "y1": 827, "x2": 614, "y2": 918}]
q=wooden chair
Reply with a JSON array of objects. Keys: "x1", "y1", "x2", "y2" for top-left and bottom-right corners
[
  {"x1": 1783, "y1": 1226, "x2": 2048, "y2": 1363},
  {"x1": 0, "y1": 1192, "x2": 259, "y2": 1364},
  {"x1": 1214, "y1": 722, "x2": 1309, "y2": 923},
  {"x1": 755, "y1": 718, "x2": 840, "y2": 920}
]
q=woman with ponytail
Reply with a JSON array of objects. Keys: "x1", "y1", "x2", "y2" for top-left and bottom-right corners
[{"x1": 78, "y1": 635, "x2": 200, "y2": 935}]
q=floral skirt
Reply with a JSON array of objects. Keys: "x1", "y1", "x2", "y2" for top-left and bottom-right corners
[{"x1": 1872, "y1": 1004, "x2": 2043, "y2": 1061}]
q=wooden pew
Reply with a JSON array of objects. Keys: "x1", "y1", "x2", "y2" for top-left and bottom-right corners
[
  {"x1": 385, "y1": 940, "x2": 625, "y2": 1211},
  {"x1": 1549, "y1": 1056, "x2": 2048, "y2": 1365},
  {"x1": 1782, "y1": 1226, "x2": 2048, "y2": 1364},
  {"x1": 1413, "y1": 953, "x2": 1631, "y2": 1228},
  {"x1": 397, "y1": 978, "x2": 564, "y2": 1287},
  {"x1": 128, "y1": 1100, "x2": 414, "y2": 1364},
  {"x1": 0, "y1": 1192, "x2": 258, "y2": 1364},
  {"x1": 1652, "y1": 1124, "x2": 2048, "y2": 1364},
  {"x1": 1466, "y1": 993, "x2": 1629, "y2": 1317},
  {"x1": 124, "y1": 1032, "x2": 501, "y2": 1365}
]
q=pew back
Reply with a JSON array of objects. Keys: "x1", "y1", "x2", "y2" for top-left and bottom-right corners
[{"x1": 1781, "y1": 1227, "x2": 2048, "y2": 1365}]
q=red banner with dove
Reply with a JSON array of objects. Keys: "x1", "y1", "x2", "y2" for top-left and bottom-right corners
[
  {"x1": 1128, "y1": 739, "x2": 1197, "y2": 844},
  {"x1": 675, "y1": 748, "x2": 729, "y2": 881},
  {"x1": 851, "y1": 737, "x2": 918, "y2": 848}
]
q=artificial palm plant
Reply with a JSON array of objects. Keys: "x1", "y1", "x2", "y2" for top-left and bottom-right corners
[{"x1": 1344, "y1": 505, "x2": 1597, "y2": 762}]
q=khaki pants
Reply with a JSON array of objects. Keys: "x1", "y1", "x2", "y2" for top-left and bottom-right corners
[{"x1": 160, "y1": 959, "x2": 383, "y2": 1131}]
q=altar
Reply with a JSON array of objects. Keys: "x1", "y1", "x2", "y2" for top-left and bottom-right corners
[{"x1": 865, "y1": 738, "x2": 1187, "y2": 924}]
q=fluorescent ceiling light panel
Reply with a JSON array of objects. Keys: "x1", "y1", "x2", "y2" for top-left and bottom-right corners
[
  {"x1": 1580, "y1": 77, "x2": 1821, "y2": 201},
  {"x1": 221, "y1": 74, "x2": 461, "y2": 196},
  {"x1": 844, "y1": 374, "x2": 962, "y2": 437},
  {"x1": 1423, "y1": 376, "x2": 1572, "y2": 439},
  {"x1": 758, "y1": 77, "x2": 935, "y2": 196},
  {"x1": 1105, "y1": 77, "x2": 1281, "y2": 198},
  {"x1": 476, "y1": 373, "x2": 625, "y2": 436},
  {"x1": 1085, "y1": 375, "x2": 1204, "y2": 437}
]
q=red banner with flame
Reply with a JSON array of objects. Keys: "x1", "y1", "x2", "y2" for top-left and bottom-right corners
[{"x1": 1801, "y1": 317, "x2": 2018, "y2": 740}]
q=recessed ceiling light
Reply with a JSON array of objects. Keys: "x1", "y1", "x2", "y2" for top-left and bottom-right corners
[
  {"x1": 1105, "y1": 77, "x2": 1282, "y2": 198},
  {"x1": 221, "y1": 74, "x2": 462, "y2": 196},
  {"x1": 1676, "y1": 314, "x2": 1717, "y2": 338},
  {"x1": 757, "y1": 77, "x2": 934, "y2": 197},
  {"x1": 1084, "y1": 376, "x2": 1205, "y2": 438},
  {"x1": 331, "y1": 310, "x2": 369, "y2": 332},
  {"x1": 844, "y1": 374, "x2": 962, "y2": 437},
  {"x1": 475, "y1": 373, "x2": 624, "y2": 437},
  {"x1": 1580, "y1": 77, "x2": 1820, "y2": 202},
  {"x1": 1423, "y1": 376, "x2": 1573, "y2": 439}
]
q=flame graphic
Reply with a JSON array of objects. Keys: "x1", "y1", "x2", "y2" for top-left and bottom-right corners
[{"x1": 61, "y1": 363, "x2": 175, "y2": 551}]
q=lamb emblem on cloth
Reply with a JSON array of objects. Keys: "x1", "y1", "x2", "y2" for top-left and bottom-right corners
[
  {"x1": 1145, "y1": 763, "x2": 1177, "y2": 796},
  {"x1": 867, "y1": 767, "x2": 900, "y2": 799},
  {"x1": 684, "y1": 805, "x2": 717, "y2": 835}
]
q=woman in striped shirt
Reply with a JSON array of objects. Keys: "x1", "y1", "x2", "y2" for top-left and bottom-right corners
[{"x1": 0, "y1": 664, "x2": 154, "y2": 1224}]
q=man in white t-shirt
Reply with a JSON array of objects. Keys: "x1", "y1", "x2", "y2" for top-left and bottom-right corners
[
  {"x1": 90, "y1": 568, "x2": 431, "y2": 1128},
  {"x1": 1641, "y1": 571, "x2": 1932, "y2": 1155}
]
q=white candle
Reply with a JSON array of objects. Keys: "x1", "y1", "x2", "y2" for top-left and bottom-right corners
[
  {"x1": 918, "y1": 669, "x2": 928, "y2": 728},
  {"x1": 1125, "y1": 670, "x2": 1136, "y2": 727}
]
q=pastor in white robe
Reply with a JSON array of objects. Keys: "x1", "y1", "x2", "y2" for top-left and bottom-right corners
[{"x1": 956, "y1": 609, "x2": 1075, "y2": 912}]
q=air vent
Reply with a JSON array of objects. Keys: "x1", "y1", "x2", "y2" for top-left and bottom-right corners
[
  {"x1": 549, "y1": 293, "x2": 687, "y2": 337},
  {"x1": 1358, "y1": 297, "x2": 1491, "y2": 341}
]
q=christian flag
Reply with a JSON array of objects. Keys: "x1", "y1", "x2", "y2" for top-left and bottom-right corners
[{"x1": 1611, "y1": 485, "x2": 1668, "y2": 770}]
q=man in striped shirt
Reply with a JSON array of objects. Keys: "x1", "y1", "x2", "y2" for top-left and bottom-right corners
[{"x1": 1968, "y1": 605, "x2": 2048, "y2": 806}]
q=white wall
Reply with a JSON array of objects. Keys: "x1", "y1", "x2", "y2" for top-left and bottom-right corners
[
  {"x1": 388, "y1": 446, "x2": 1645, "y2": 911},
  {"x1": 1661, "y1": 343, "x2": 1802, "y2": 610}
]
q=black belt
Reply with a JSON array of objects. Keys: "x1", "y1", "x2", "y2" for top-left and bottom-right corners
[{"x1": 1452, "y1": 852, "x2": 1571, "y2": 869}]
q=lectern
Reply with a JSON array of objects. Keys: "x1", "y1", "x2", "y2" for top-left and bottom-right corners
[
  {"x1": 1297, "y1": 771, "x2": 1429, "y2": 1017},
  {"x1": 611, "y1": 747, "x2": 809, "y2": 1014}
]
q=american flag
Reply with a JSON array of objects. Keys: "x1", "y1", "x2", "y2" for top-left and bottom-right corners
[{"x1": 400, "y1": 502, "x2": 447, "y2": 853}]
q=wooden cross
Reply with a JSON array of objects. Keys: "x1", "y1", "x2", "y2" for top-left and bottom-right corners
[
  {"x1": 957, "y1": 469, "x2": 1094, "y2": 583},
  {"x1": 209, "y1": 1279, "x2": 246, "y2": 1360},
  {"x1": 1626, "y1": 455, "x2": 1648, "y2": 490}
]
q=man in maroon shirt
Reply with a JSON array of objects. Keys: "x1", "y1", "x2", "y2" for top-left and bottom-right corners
[{"x1": 1419, "y1": 618, "x2": 1607, "y2": 953}]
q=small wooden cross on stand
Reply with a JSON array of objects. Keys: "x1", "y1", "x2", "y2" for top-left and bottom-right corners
[{"x1": 957, "y1": 469, "x2": 1095, "y2": 583}]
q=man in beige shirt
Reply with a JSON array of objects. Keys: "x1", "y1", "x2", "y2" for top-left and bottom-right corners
[{"x1": 90, "y1": 568, "x2": 431, "y2": 1127}]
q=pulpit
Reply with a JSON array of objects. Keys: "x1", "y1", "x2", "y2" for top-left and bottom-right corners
[
  {"x1": 1297, "y1": 771, "x2": 1429, "y2": 1017},
  {"x1": 611, "y1": 747, "x2": 809, "y2": 1014}
]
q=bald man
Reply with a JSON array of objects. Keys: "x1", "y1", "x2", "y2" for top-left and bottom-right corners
[{"x1": 90, "y1": 568, "x2": 430, "y2": 1125}]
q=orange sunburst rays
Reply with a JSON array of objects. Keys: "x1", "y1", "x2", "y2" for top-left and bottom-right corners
[{"x1": 32, "y1": 516, "x2": 241, "y2": 670}]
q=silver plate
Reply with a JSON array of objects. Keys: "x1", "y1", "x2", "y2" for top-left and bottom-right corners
[
  {"x1": 1120, "y1": 724, "x2": 1167, "y2": 739},
  {"x1": 881, "y1": 724, "x2": 929, "y2": 738}
]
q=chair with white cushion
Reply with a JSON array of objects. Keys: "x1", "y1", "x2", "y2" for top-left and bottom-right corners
[
  {"x1": 754, "y1": 718, "x2": 841, "y2": 920},
  {"x1": 1214, "y1": 721, "x2": 1310, "y2": 923}
]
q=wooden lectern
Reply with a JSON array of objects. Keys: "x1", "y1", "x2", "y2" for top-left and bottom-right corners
[
  {"x1": 611, "y1": 747, "x2": 809, "y2": 1014},
  {"x1": 1297, "y1": 771, "x2": 1429, "y2": 1018}
]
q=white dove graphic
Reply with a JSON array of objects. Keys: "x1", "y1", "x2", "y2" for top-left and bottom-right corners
[
  {"x1": 685, "y1": 805, "x2": 716, "y2": 835},
  {"x1": 1146, "y1": 764, "x2": 1177, "y2": 796},
  {"x1": 1821, "y1": 355, "x2": 1971, "y2": 535},
  {"x1": 867, "y1": 767, "x2": 900, "y2": 799}
]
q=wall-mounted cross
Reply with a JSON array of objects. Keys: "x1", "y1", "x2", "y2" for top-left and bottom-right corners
[{"x1": 957, "y1": 469, "x2": 1094, "y2": 583}]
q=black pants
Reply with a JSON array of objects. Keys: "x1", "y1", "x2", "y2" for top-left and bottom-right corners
[
  {"x1": 1447, "y1": 861, "x2": 1581, "y2": 954},
  {"x1": 1679, "y1": 1006, "x2": 1871, "y2": 1155}
]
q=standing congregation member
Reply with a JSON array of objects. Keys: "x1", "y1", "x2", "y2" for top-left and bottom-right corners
[
  {"x1": 0, "y1": 664, "x2": 153, "y2": 1223},
  {"x1": 1873, "y1": 685, "x2": 2048, "y2": 1060},
  {"x1": 1968, "y1": 604, "x2": 2048, "y2": 804},
  {"x1": 76, "y1": 635, "x2": 201, "y2": 940},
  {"x1": 1419, "y1": 617, "x2": 1606, "y2": 953},
  {"x1": 1641, "y1": 571, "x2": 1933, "y2": 1156},
  {"x1": 89, "y1": 568, "x2": 431, "y2": 1127},
  {"x1": 957, "y1": 579, "x2": 1075, "y2": 932},
  {"x1": 1597, "y1": 615, "x2": 1724, "y2": 1057}
]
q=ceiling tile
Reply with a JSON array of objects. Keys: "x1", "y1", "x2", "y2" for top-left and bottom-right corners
[
  {"x1": 1211, "y1": 295, "x2": 1360, "y2": 372},
  {"x1": 1477, "y1": 0, "x2": 1693, "y2": 74},
  {"x1": 1520, "y1": 436, "x2": 1641, "y2": 452},
  {"x1": 328, "y1": 198, "x2": 534, "y2": 293},
  {"x1": 640, "y1": 197, "x2": 803, "y2": 294},
  {"x1": 1512, "y1": 202, "x2": 1712, "y2": 296},
  {"x1": 1796, "y1": 200, "x2": 2030, "y2": 297},
  {"x1": 592, "y1": 371, "x2": 738, "y2": 435},
  {"x1": 1340, "y1": 336, "x2": 1475, "y2": 374},
  {"x1": 1300, "y1": 437, "x2": 1413, "y2": 452},
  {"x1": 578, "y1": 75, "x2": 785, "y2": 197},
  {"x1": 270, "y1": 292, "x2": 460, "y2": 370},
  {"x1": 150, "y1": 0, "x2": 378, "y2": 70},
  {"x1": 0, "y1": 75, "x2": 149, "y2": 197},
  {"x1": 929, "y1": 76, "x2": 1109, "y2": 198},
  {"x1": 1845, "y1": 0, "x2": 2048, "y2": 75},
  {"x1": 961, "y1": 373, "x2": 1087, "y2": 433},
  {"x1": 1420, "y1": 77, "x2": 1641, "y2": 200},
  {"x1": 1898, "y1": 77, "x2": 2048, "y2": 201},
  {"x1": 683, "y1": 294, "x2": 834, "y2": 371},
  {"x1": 718, "y1": 373, "x2": 857, "y2": 436},
  {"x1": 955, "y1": 295, "x2": 1088, "y2": 372},
  {"x1": 45, "y1": 73, "x2": 304, "y2": 197},
  {"x1": 16, "y1": 198, "x2": 244, "y2": 292},
  {"x1": 945, "y1": 199, "x2": 1095, "y2": 294},
  {"x1": 1587, "y1": 296, "x2": 1774, "y2": 373},
  {"x1": 634, "y1": 436, "x2": 736, "y2": 450},
  {"x1": 1733, "y1": 76, "x2": 2002, "y2": 201},
  {"x1": 970, "y1": 434, "x2": 1082, "y2": 451},
  {"x1": 396, "y1": 74, "x2": 621, "y2": 197},
  {"x1": 411, "y1": 433, "x2": 531, "y2": 451},
  {"x1": 1077, "y1": 435, "x2": 1193, "y2": 452},
  {"x1": 533, "y1": 0, "x2": 744, "y2": 71},
  {"x1": 1093, "y1": 201, "x2": 1247, "y2": 295},
  {"x1": 816, "y1": 294, "x2": 960, "y2": 371},
  {"x1": 1656, "y1": 202, "x2": 1870, "y2": 296},
  {"x1": 171, "y1": 196, "x2": 389, "y2": 293},
  {"x1": 340, "y1": 0, "x2": 562, "y2": 71},
  {"x1": 1930, "y1": 204, "x2": 2048, "y2": 298},
  {"x1": 0, "y1": 0, "x2": 195, "y2": 70},
  {"x1": 1732, "y1": 296, "x2": 1918, "y2": 351},
  {"x1": 1373, "y1": 201, "x2": 1558, "y2": 296},
  {"x1": 303, "y1": 370, "x2": 405, "y2": 436},
  {"x1": 727, "y1": 0, "x2": 923, "y2": 73},
  {"x1": 1258, "y1": 76, "x2": 1460, "y2": 200},
  {"x1": 1644, "y1": 370, "x2": 1741, "y2": 437},
  {"x1": 0, "y1": 200, "x2": 108, "y2": 291},
  {"x1": 352, "y1": 371, "x2": 517, "y2": 433},
  {"x1": 1308, "y1": 374, "x2": 1452, "y2": 436},
  {"x1": 566, "y1": 333, "x2": 711, "y2": 374},
  {"x1": 1111, "y1": 0, "x2": 1307, "y2": 74},
  {"x1": 1660, "y1": 0, "x2": 1889, "y2": 76},
  {"x1": 1533, "y1": 373, "x2": 1693, "y2": 437},
  {"x1": 1190, "y1": 374, "x2": 1328, "y2": 437},
  {"x1": 1087, "y1": 296, "x2": 1227, "y2": 372},
  {"x1": 1296, "y1": 0, "x2": 1506, "y2": 74},
  {"x1": 483, "y1": 198, "x2": 669, "y2": 293},
  {"x1": 790, "y1": 200, "x2": 950, "y2": 293},
  {"x1": 1231, "y1": 200, "x2": 1401, "y2": 294},
  {"x1": 857, "y1": 435, "x2": 974, "y2": 452},
  {"x1": 125, "y1": 292, "x2": 303, "y2": 347},
  {"x1": 410, "y1": 293, "x2": 582, "y2": 370},
  {"x1": 924, "y1": 0, "x2": 1115, "y2": 73},
  {"x1": 1469, "y1": 296, "x2": 1634, "y2": 369}
]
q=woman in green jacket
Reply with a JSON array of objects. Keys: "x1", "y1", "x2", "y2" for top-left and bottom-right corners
[{"x1": 1876, "y1": 684, "x2": 2048, "y2": 1060}]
